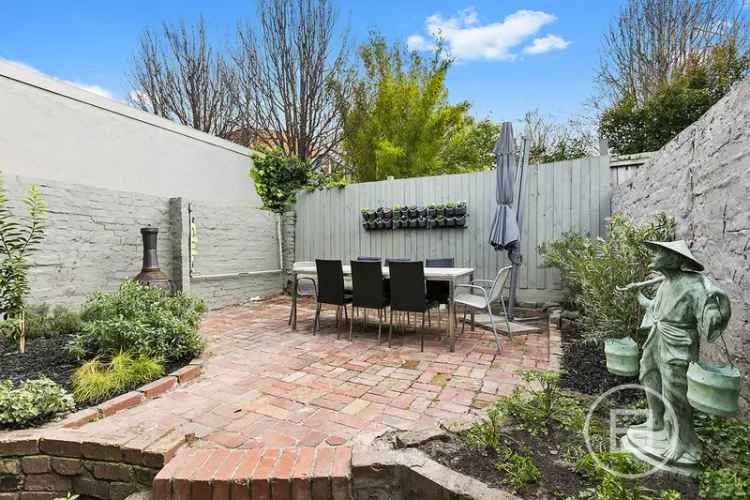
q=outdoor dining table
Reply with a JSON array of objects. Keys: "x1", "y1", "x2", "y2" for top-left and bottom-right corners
[{"x1": 290, "y1": 261, "x2": 475, "y2": 352}]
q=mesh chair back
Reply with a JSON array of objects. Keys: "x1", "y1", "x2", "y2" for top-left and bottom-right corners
[
  {"x1": 385, "y1": 258, "x2": 411, "y2": 267},
  {"x1": 389, "y1": 261, "x2": 427, "y2": 313},
  {"x1": 315, "y1": 259, "x2": 346, "y2": 305},
  {"x1": 426, "y1": 257, "x2": 455, "y2": 268},
  {"x1": 357, "y1": 256, "x2": 382, "y2": 262},
  {"x1": 351, "y1": 260, "x2": 386, "y2": 308},
  {"x1": 488, "y1": 266, "x2": 513, "y2": 305}
]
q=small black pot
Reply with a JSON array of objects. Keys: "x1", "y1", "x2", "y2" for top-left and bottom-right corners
[
  {"x1": 445, "y1": 206, "x2": 455, "y2": 216},
  {"x1": 384, "y1": 219, "x2": 393, "y2": 229},
  {"x1": 400, "y1": 208, "x2": 408, "y2": 218},
  {"x1": 427, "y1": 207, "x2": 436, "y2": 218},
  {"x1": 417, "y1": 217, "x2": 427, "y2": 228},
  {"x1": 437, "y1": 218, "x2": 446, "y2": 227},
  {"x1": 393, "y1": 220, "x2": 402, "y2": 229},
  {"x1": 428, "y1": 218, "x2": 437, "y2": 229},
  {"x1": 436, "y1": 207, "x2": 445, "y2": 217},
  {"x1": 408, "y1": 219, "x2": 418, "y2": 228},
  {"x1": 417, "y1": 208, "x2": 426, "y2": 218},
  {"x1": 455, "y1": 205, "x2": 466, "y2": 216},
  {"x1": 455, "y1": 215, "x2": 466, "y2": 227},
  {"x1": 376, "y1": 219, "x2": 385, "y2": 229},
  {"x1": 407, "y1": 208, "x2": 417, "y2": 219},
  {"x1": 446, "y1": 217, "x2": 456, "y2": 227},
  {"x1": 362, "y1": 221, "x2": 369, "y2": 230},
  {"x1": 382, "y1": 209, "x2": 393, "y2": 220}
]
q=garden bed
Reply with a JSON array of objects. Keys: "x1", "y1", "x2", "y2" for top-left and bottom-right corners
[
  {"x1": 417, "y1": 414, "x2": 698, "y2": 499},
  {"x1": 0, "y1": 333, "x2": 191, "y2": 426}
]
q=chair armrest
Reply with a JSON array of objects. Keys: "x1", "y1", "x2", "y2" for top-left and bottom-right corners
[
  {"x1": 471, "y1": 279, "x2": 494, "y2": 287},
  {"x1": 455, "y1": 284, "x2": 489, "y2": 299}
]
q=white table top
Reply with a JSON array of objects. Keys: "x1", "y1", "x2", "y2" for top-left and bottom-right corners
[{"x1": 292, "y1": 262, "x2": 474, "y2": 281}]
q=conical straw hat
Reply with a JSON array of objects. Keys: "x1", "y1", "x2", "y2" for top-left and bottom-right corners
[{"x1": 644, "y1": 240, "x2": 704, "y2": 271}]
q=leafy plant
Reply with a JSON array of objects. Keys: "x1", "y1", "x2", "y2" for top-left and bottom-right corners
[
  {"x1": 54, "y1": 494, "x2": 80, "y2": 500},
  {"x1": 699, "y1": 468, "x2": 750, "y2": 499},
  {"x1": 0, "y1": 173, "x2": 47, "y2": 353},
  {"x1": 22, "y1": 304, "x2": 81, "y2": 337},
  {"x1": 694, "y1": 412, "x2": 750, "y2": 499},
  {"x1": 68, "y1": 280, "x2": 205, "y2": 362},
  {"x1": 463, "y1": 403, "x2": 503, "y2": 451},
  {"x1": 539, "y1": 213, "x2": 676, "y2": 345},
  {"x1": 72, "y1": 352, "x2": 164, "y2": 403},
  {"x1": 496, "y1": 451, "x2": 541, "y2": 492},
  {"x1": 0, "y1": 377, "x2": 74, "y2": 427},
  {"x1": 250, "y1": 148, "x2": 315, "y2": 213}
]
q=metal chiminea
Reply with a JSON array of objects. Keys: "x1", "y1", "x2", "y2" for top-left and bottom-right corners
[{"x1": 134, "y1": 226, "x2": 172, "y2": 289}]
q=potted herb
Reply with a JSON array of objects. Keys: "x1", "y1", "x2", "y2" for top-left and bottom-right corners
[
  {"x1": 361, "y1": 208, "x2": 369, "y2": 221},
  {"x1": 407, "y1": 204, "x2": 417, "y2": 219},
  {"x1": 384, "y1": 218, "x2": 393, "y2": 229},
  {"x1": 428, "y1": 218, "x2": 437, "y2": 229},
  {"x1": 446, "y1": 216, "x2": 456, "y2": 227},
  {"x1": 455, "y1": 201, "x2": 467, "y2": 216},
  {"x1": 445, "y1": 202, "x2": 455, "y2": 216},
  {"x1": 417, "y1": 206, "x2": 426, "y2": 218},
  {"x1": 376, "y1": 218, "x2": 385, "y2": 229},
  {"x1": 436, "y1": 215, "x2": 446, "y2": 227},
  {"x1": 382, "y1": 207, "x2": 393, "y2": 220},
  {"x1": 417, "y1": 217, "x2": 427, "y2": 228},
  {"x1": 455, "y1": 215, "x2": 466, "y2": 227},
  {"x1": 376, "y1": 206, "x2": 384, "y2": 218},
  {"x1": 427, "y1": 204, "x2": 436, "y2": 218},
  {"x1": 435, "y1": 204, "x2": 445, "y2": 217},
  {"x1": 408, "y1": 219, "x2": 418, "y2": 228}
]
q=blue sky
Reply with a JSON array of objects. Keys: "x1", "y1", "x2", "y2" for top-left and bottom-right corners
[{"x1": 1, "y1": 1, "x2": 623, "y2": 123}]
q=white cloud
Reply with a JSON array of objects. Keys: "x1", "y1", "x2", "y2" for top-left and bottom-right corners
[
  {"x1": 523, "y1": 34, "x2": 571, "y2": 55},
  {"x1": 1, "y1": 58, "x2": 115, "y2": 99},
  {"x1": 408, "y1": 7, "x2": 570, "y2": 61}
]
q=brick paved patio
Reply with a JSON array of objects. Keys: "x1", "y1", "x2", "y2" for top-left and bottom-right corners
[{"x1": 0, "y1": 296, "x2": 560, "y2": 499}]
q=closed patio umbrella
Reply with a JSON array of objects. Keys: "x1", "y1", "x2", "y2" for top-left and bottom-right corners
[
  {"x1": 488, "y1": 122, "x2": 520, "y2": 250},
  {"x1": 488, "y1": 122, "x2": 528, "y2": 320}
]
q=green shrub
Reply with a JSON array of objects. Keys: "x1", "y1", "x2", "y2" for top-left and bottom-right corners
[
  {"x1": 695, "y1": 412, "x2": 750, "y2": 499},
  {"x1": 463, "y1": 403, "x2": 503, "y2": 451},
  {"x1": 699, "y1": 468, "x2": 750, "y2": 499},
  {"x1": 72, "y1": 352, "x2": 164, "y2": 403},
  {"x1": 496, "y1": 451, "x2": 541, "y2": 492},
  {"x1": 68, "y1": 280, "x2": 205, "y2": 362},
  {"x1": 250, "y1": 149, "x2": 314, "y2": 213},
  {"x1": 539, "y1": 213, "x2": 676, "y2": 345},
  {"x1": 0, "y1": 377, "x2": 74, "y2": 427},
  {"x1": 23, "y1": 304, "x2": 81, "y2": 337},
  {"x1": 576, "y1": 451, "x2": 649, "y2": 482}
]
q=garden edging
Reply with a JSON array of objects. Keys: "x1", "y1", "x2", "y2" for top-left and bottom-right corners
[{"x1": 61, "y1": 360, "x2": 203, "y2": 430}]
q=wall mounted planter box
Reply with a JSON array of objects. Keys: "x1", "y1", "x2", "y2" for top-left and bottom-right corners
[{"x1": 360, "y1": 203, "x2": 468, "y2": 231}]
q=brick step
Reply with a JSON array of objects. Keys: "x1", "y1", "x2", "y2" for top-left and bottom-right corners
[{"x1": 153, "y1": 446, "x2": 352, "y2": 500}]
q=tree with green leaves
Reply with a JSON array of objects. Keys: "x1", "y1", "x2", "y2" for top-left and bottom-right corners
[
  {"x1": 600, "y1": 41, "x2": 750, "y2": 154},
  {"x1": 335, "y1": 33, "x2": 480, "y2": 182},
  {"x1": 0, "y1": 173, "x2": 47, "y2": 353}
]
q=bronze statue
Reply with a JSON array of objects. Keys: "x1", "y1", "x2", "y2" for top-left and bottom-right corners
[{"x1": 617, "y1": 240, "x2": 731, "y2": 475}]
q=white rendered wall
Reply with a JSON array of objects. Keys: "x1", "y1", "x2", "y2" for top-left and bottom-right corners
[{"x1": 0, "y1": 59, "x2": 260, "y2": 206}]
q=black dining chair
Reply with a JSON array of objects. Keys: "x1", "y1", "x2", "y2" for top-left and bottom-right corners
[
  {"x1": 426, "y1": 257, "x2": 454, "y2": 328},
  {"x1": 357, "y1": 256, "x2": 382, "y2": 262},
  {"x1": 385, "y1": 258, "x2": 411, "y2": 267},
  {"x1": 387, "y1": 261, "x2": 439, "y2": 351},
  {"x1": 314, "y1": 259, "x2": 352, "y2": 337},
  {"x1": 349, "y1": 260, "x2": 389, "y2": 343}
]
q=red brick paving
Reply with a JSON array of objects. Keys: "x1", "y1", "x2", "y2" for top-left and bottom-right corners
[{"x1": 6, "y1": 295, "x2": 559, "y2": 499}]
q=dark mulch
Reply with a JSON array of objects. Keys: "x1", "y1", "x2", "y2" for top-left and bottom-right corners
[
  {"x1": 1, "y1": 334, "x2": 190, "y2": 427},
  {"x1": 419, "y1": 424, "x2": 701, "y2": 499},
  {"x1": 558, "y1": 317, "x2": 640, "y2": 405}
]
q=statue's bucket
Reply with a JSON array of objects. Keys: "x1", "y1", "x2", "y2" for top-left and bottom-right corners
[
  {"x1": 687, "y1": 361, "x2": 740, "y2": 416},
  {"x1": 604, "y1": 337, "x2": 639, "y2": 377}
]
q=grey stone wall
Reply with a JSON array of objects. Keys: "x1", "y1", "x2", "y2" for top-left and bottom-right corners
[
  {"x1": 282, "y1": 211, "x2": 296, "y2": 290},
  {"x1": 188, "y1": 200, "x2": 282, "y2": 308},
  {"x1": 5, "y1": 175, "x2": 174, "y2": 306},
  {"x1": 613, "y1": 77, "x2": 750, "y2": 413},
  {"x1": 2, "y1": 174, "x2": 283, "y2": 310}
]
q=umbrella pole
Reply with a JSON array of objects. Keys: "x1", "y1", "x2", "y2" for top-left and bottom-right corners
[{"x1": 507, "y1": 137, "x2": 529, "y2": 321}]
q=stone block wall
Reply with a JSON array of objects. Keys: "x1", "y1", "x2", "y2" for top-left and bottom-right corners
[
  {"x1": 5, "y1": 175, "x2": 174, "y2": 307},
  {"x1": 188, "y1": 200, "x2": 282, "y2": 308},
  {"x1": 613, "y1": 77, "x2": 750, "y2": 413},
  {"x1": 2, "y1": 174, "x2": 283, "y2": 310}
]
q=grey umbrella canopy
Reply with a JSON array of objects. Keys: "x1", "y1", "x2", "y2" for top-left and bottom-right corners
[{"x1": 489, "y1": 122, "x2": 520, "y2": 250}]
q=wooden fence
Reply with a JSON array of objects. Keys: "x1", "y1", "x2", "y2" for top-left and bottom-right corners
[{"x1": 294, "y1": 155, "x2": 611, "y2": 302}]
